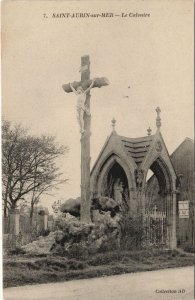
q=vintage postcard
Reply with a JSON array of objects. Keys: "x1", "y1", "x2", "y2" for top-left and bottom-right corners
[{"x1": 1, "y1": 0, "x2": 194, "y2": 299}]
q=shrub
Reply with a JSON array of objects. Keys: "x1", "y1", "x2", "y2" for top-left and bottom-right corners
[
  {"x1": 67, "y1": 242, "x2": 89, "y2": 260},
  {"x1": 120, "y1": 215, "x2": 145, "y2": 250},
  {"x1": 183, "y1": 243, "x2": 194, "y2": 254},
  {"x1": 39, "y1": 229, "x2": 51, "y2": 237},
  {"x1": 8, "y1": 247, "x2": 25, "y2": 256}
]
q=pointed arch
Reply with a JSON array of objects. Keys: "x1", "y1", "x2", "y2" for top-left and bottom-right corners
[
  {"x1": 91, "y1": 151, "x2": 136, "y2": 197},
  {"x1": 143, "y1": 154, "x2": 175, "y2": 192}
]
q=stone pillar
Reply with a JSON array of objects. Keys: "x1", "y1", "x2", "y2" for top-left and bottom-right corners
[
  {"x1": 141, "y1": 189, "x2": 146, "y2": 216},
  {"x1": 9, "y1": 209, "x2": 20, "y2": 236},
  {"x1": 3, "y1": 216, "x2": 9, "y2": 234},
  {"x1": 165, "y1": 192, "x2": 170, "y2": 247},
  {"x1": 129, "y1": 188, "x2": 137, "y2": 216},
  {"x1": 43, "y1": 213, "x2": 48, "y2": 230},
  {"x1": 171, "y1": 191, "x2": 177, "y2": 249},
  {"x1": 166, "y1": 192, "x2": 177, "y2": 249},
  {"x1": 9, "y1": 209, "x2": 20, "y2": 250},
  {"x1": 135, "y1": 188, "x2": 145, "y2": 216},
  {"x1": 39, "y1": 211, "x2": 48, "y2": 231}
]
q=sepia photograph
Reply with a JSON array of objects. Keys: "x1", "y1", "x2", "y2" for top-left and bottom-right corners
[{"x1": 1, "y1": 1, "x2": 194, "y2": 299}]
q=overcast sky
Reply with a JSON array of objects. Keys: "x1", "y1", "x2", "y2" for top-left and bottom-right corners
[{"x1": 2, "y1": 0, "x2": 193, "y2": 212}]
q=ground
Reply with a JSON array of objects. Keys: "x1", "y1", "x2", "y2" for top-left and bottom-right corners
[
  {"x1": 4, "y1": 266, "x2": 194, "y2": 300},
  {"x1": 3, "y1": 249, "x2": 194, "y2": 288}
]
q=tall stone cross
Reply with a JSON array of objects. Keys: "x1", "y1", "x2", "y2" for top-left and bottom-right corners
[{"x1": 62, "y1": 55, "x2": 109, "y2": 222}]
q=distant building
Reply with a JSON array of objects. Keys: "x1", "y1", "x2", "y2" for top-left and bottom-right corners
[
  {"x1": 146, "y1": 138, "x2": 194, "y2": 247},
  {"x1": 171, "y1": 138, "x2": 194, "y2": 247}
]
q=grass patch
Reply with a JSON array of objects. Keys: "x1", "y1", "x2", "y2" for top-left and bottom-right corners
[{"x1": 3, "y1": 249, "x2": 194, "y2": 288}]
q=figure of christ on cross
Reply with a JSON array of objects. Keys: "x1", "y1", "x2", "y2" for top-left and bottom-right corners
[
  {"x1": 69, "y1": 79, "x2": 95, "y2": 134},
  {"x1": 62, "y1": 55, "x2": 109, "y2": 222}
]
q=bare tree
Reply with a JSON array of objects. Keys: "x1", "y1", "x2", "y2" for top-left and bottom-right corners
[{"x1": 2, "y1": 120, "x2": 68, "y2": 217}]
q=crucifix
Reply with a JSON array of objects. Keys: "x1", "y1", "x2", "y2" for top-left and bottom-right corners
[{"x1": 62, "y1": 55, "x2": 109, "y2": 222}]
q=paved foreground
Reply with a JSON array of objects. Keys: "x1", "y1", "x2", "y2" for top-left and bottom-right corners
[{"x1": 4, "y1": 266, "x2": 194, "y2": 300}]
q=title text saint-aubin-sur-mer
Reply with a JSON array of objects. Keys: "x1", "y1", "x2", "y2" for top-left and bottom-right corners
[{"x1": 51, "y1": 12, "x2": 150, "y2": 18}]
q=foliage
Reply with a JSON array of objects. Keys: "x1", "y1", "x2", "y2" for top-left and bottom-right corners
[
  {"x1": 118, "y1": 213, "x2": 146, "y2": 250},
  {"x1": 183, "y1": 243, "x2": 195, "y2": 254},
  {"x1": 60, "y1": 198, "x2": 81, "y2": 217},
  {"x1": 39, "y1": 229, "x2": 51, "y2": 237}
]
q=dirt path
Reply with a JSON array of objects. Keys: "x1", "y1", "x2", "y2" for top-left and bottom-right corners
[{"x1": 4, "y1": 266, "x2": 194, "y2": 300}]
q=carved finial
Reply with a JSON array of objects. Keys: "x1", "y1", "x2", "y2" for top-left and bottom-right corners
[
  {"x1": 156, "y1": 107, "x2": 161, "y2": 129},
  {"x1": 111, "y1": 117, "x2": 116, "y2": 131},
  {"x1": 147, "y1": 127, "x2": 152, "y2": 136}
]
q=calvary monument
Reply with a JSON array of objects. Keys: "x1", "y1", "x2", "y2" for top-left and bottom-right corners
[{"x1": 62, "y1": 55, "x2": 109, "y2": 223}]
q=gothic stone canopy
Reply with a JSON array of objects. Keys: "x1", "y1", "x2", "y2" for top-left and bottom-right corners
[
  {"x1": 91, "y1": 129, "x2": 177, "y2": 196},
  {"x1": 90, "y1": 127, "x2": 177, "y2": 249}
]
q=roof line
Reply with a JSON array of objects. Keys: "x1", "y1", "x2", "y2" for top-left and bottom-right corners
[
  {"x1": 90, "y1": 131, "x2": 116, "y2": 175},
  {"x1": 171, "y1": 137, "x2": 194, "y2": 157},
  {"x1": 119, "y1": 135, "x2": 155, "y2": 142}
]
